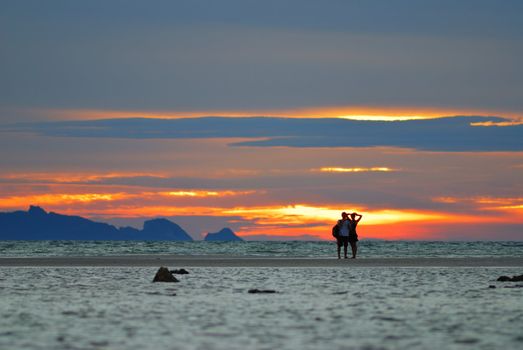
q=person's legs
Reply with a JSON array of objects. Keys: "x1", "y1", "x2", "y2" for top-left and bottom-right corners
[
  {"x1": 350, "y1": 241, "x2": 357, "y2": 258},
  {"x1": 343, "y1": 240, "x2": 348, "y2": 258},
  {"x1": 337, "y1": 240, "x2": 341, "y2": 259}
]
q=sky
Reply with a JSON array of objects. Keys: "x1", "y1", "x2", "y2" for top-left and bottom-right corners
[{"x1": 1, "y1": 0, "x2": 522, "y2": 240}]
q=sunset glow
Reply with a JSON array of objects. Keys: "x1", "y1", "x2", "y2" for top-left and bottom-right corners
[
  {"x1": 470, "y1": 120, "x2": 523, "y2": 127},
  {"x1": 17, "y1": 105, "x2": 523, "y2": 122},
  {"x1": 317, "y1": 167, "x2": 395, "y2": 173},
  {"x1": 0, "y1": 172, "x2": 168, "y2": 183},
  {"x1": 1, "y1": 164, "x2": 522, "y2": 240},
  {"x1": 164, "y1": 190, "x2": 255, "y2": 197},
  {"x1": 2, "y1": 0, "x2": 523, "y2": 242}
]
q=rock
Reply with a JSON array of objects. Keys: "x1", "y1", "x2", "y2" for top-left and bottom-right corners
[
  {"x1": 488, "y1": 285, "x2": 496, "y2": 289},
  {"x1": 504, "y1": 284, "x2": 523, "y2": 289},
  {"x1": 204, "y1": 228, "x2": 243, "y2": 241},
  {"x1": 497, "y1": 275, "x2": 523, "y2": 282},
  {"x1": 152, "y1": 267, "x2": 179, "y2": 282},
  {"x1": 248, "y1": 289, "x2": 277, "y2": 294},
  {"x1": 170, "y1": 268, "x2": 189, "y2": 275},
  {"x1": 511, "y1": 274, "x2": 523, "y2": 282},
  {"x1": 142, "y1": 219, "x2": 193, "y2": 241}
]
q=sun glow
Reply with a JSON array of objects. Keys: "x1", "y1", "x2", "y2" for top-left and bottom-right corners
[
  {"x1": 318, "y1": 167, "x2": 395, "y2": 173},
  {"x1": 20, "y1": 105, "x2": 522, "y2": 122},
  {"x1": 224, "y1": 204, "x2": 448, "y2": 226},
  {"x1": 165, "y1": 190, "x2": 255, "y2": 197},
  {"x1": 338, "y1": 115, "x2": 429, "y2": 121}
]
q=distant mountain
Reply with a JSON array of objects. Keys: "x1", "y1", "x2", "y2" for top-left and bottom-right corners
[
  {"x1": 141, "y1": 218, "x2": 193, "y2": 241},
  {"x1": 0, "y1": 206, "x2": 193, "y2": 241},
  {"x1": 204, "y1": 228, "x2": 243, "y2": 241}
]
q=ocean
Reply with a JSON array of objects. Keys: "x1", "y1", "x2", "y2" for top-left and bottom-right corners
[
  {"x1": 1, "y1": 241, "x2": 522, "y2": 350},
  {"x1": 1, "y1": 240, "x2": 522, "y2": 258}
]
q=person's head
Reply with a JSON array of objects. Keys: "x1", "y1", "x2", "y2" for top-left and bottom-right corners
[
  {"x1": 341, "y1": 212, "x2": 348, "y2": 219},
  {"x1": 350, "y1": 212, "x2": 357, "y2": 220}
]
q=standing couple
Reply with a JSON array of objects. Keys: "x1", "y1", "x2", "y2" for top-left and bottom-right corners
[{"x1": 333, "y1": 212, "x2": 362, "y2": 259}]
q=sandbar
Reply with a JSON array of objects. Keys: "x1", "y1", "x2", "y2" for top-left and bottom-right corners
[{"x1": 0, "y1": 256, "x2": 522, "y2": 267}]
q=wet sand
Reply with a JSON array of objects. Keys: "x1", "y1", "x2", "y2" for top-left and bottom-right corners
[{"x1": 1, "y1": 255, "x2": 522, "y2": 267}]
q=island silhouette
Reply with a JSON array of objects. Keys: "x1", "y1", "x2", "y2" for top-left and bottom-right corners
[
  {"x1": 0, "y1": 206, "x2": 238, "y2": 241},
  {"x1": 204, "y1": 228, "x2": 243, "y2": 242}
]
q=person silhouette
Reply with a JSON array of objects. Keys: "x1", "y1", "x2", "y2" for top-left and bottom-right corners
[
  {"x1": 335, "y1": 212, "x2": 351, "y2": 259},
  {"x1": 347, "y1": 212, "x2": 362, "y2": 258}
]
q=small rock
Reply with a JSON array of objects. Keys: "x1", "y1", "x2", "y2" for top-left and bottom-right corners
[
  {"x1": 504, "y1": 284, "x2": 523, "y2": 289},
  {"x1": 152, "y1": 267, "x2": 179, "y2": 282},
  {"x1": 511, "y1": 274, "x2": 523, "y2": 282},
  {"x1": 497, "y1": 274, "x2": 523, "y2": 282},
  {"x1": 170, "y1": 268, "x2": 189, "y2": 275},
  {"x1": 248, "y1": 289, "x2": 277, "y2": 294},
  {"x1": 488, "y1": 285, "x2": 496, "y2": 289}
]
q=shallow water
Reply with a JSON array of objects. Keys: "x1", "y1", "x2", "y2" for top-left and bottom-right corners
[
  {"x1": 0, "y1": 266, "x2": 522, "y2": 350},
  {"x1": 1, "y1": 240, "x2": 522, "y2": 258}
]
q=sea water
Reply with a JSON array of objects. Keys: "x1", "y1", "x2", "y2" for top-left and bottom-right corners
[
  {"x1": 1, "y1": 241, "x2": 522, "y2": 350},
  {"x1": 1, "y1": 240, "x2": 522, "y2": 258}
]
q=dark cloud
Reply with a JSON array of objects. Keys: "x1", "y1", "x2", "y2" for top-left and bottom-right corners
[
  {"x1": 1, "y1": 1, "x2": 522, "y2": 112},
  {"x1": 7, "y1": 116, "x2": 523, "y2": 152}
]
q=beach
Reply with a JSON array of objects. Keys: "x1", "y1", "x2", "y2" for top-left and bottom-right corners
[
  {"x1": 1, "y1": 242, "x2": 522, "y2": 350},
  {"x1": 1, "y1": 262, "x2": 522, "y2": 350},
  {"x1": 1, "y1": 255, "x2": 523, "y2": 267}
]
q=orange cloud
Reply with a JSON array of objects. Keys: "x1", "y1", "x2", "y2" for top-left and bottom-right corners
[
  {"x1": 19, "y1": 105, "x2": 523, "y2": 121},
  {"x1": 316, "y1": 167, "x2": 396, "y2": 173},
  {"x1": 224, "y1": 204, "x2": 459, "y2": 226},
  {"x1": 2, "y1": 184, "x2": 521, "y2": 240},
  {"x1": 0, "y1": 172, "x2": 167, "y2": 183},
  {"x1": 432, "y1": 196, "x2": 523, "y2": 210},
  {"x1": 163, "y1": 190, "x2": 255, "y2": 197},
  {"x1": 0, "y1": 193, "x2": 130, "y2": 207},
  {"x1": 470, "y1": 120, "x2": 523, "y2": 127},
  {"x1": 0, "y1": 188, "x2": 258, "y2": 210}
]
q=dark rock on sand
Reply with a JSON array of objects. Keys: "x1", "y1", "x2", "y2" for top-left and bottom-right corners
[
  {"x1": 170, "y1": 268, "x2": 189, "y2": 274},
  {"x1": 497, "y1": 274, "x2": 523, "y2": 282},
  {"x1": 248, "y1": 289, "x2": 277, "y2": 294},
  {"x1": 152, "y1": 267, "x2": 179, "y2": 282},
  {"x1": 504, "y1": 284, "x2": 523, "y2": 289}
]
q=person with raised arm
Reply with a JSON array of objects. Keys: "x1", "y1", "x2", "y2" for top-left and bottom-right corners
[{"x1": 348, "y1": 212, "x2": 362, "y2": 258}]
